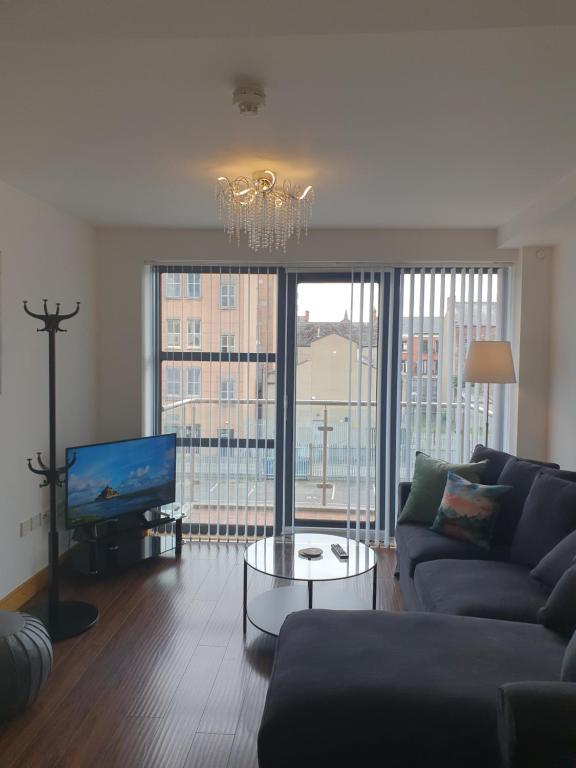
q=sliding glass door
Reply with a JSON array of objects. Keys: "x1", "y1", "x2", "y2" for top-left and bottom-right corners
[{"x1": 286, "y1": 273, "x2": 383, "y2": 536}]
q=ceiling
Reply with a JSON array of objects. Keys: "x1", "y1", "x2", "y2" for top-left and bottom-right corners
[{"x1": 1, "y1": 2, "x2": 576, "y2": 229}]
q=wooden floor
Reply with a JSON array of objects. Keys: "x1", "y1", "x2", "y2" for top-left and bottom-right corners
[{"x1": 0, "y1": 542, "x2": 402, "y2": 768}]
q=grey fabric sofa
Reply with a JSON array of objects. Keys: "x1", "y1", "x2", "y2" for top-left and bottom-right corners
[
  {"x1": 259, "y1": 610, "x2": 575, "y2": 768},
  {"x1": 258, "y1": 447, "x2": 576, "y2": 768}
]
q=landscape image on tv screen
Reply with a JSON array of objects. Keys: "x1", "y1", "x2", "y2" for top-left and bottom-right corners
[{"x1": 66, "y1": 434, "x2": 176, "y2": 528}]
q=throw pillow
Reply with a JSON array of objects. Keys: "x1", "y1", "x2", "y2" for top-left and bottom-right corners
[
  {"x1": 470, "y1": 445, "x2": 558, "y2": 487},
  {"x1": 538, "y1": 565, "x2": 576, "y2": 638},
  {"x1": 397, "y1": 452, "x2": 488, "y2": 526},
  {"x1": 431, "y1": 472, "x2": 512, "y2": 550},
  {"x1": 561, "y1": 628, "x2": 576, "y2": 682},
  {"x1": 531, "y1": 529, "x2": 576, "y2": 589},
  {"x1": 510, "y1": 473, "x2": 576, "y2": 568},
  {"x1": 495, "y1": 459, "x2": 559, "y2": 546}
]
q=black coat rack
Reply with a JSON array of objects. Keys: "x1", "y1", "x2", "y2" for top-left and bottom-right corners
[{"x1": 24, "y1": 300, "x2": 98, "y2": 641}]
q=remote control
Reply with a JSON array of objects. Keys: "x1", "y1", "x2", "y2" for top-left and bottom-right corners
[{"x1": 331, "y1": 543, "x2": 349, "y2": 560}]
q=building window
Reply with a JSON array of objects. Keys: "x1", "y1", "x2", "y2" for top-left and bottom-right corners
[
  {"x1": 220, "y1": 277, "x2": 237, "y2": 309},
  {"x1": 220, "y1": 377, "x2": 236, "y2": 400},
  {"x1": 185, "y1": 424, "x2": 201, "y2": 454},
  {"x1": 221, "y1": 334, "x2": 235, "y2": 353},
  {"x1": 421, "y1": 359, "x2": 428, "y2": 375},
  {"x1": 165, "y1": 273, "x2": 181, "y2": 299},
  {"x1": 401, "y1": 360, "x2": 408, "y2": 374},
  {"x1": 421, "y1": 339, "x2": 429, "y2": 354},
  {"x1": 166, "y1": 318, "x2": 181, "y2": 348},
  {"x1": 187, "y1": 319, "x2": 201, "y2": 348},
  {"x1": 401, "y1": 339, "x2": 408, "y2": 352},
  {"x1": 187, "y1": 273, "x2": 201, "y2": 298},
  {"x1": 165, "y1": 367, "x2": 181, "y2": 397},
  {"x1": 187, "y1": 367, "x2": 201, "y2": 397},
  {"x1": 433, "y1": 338, "x2": 439, "y2": 353},
  {"x1": 219, "y1": 428, "x2": 234, "y2": 457},
  {"x1": 432, "y1": 360, "x2": 439, "y2": 376}
]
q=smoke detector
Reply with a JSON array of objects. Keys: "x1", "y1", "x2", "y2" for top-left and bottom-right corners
[{"x1": 233, "y1": 82, "x2": 266, "y2": 115}]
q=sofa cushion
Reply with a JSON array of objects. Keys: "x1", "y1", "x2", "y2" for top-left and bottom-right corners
[
  {"x1": 511, "y1": 473, "x2": 576, "y2": 567},
  {"x1": 495, "y1": 459, "x2": 551, "y2": 546},
  {"x1": 258, "y1": 610, "x2": 566, "y2": 768},
  {"x1": 538, "y1": 565, "x2": 576, "y2": 638},
  {"x1": 561, "y1": 631, "x2": 576, "y2": 682},
  {"x1": 397, "y1": 452, "x2": 488, "y2": 525},
  {"x1": 431, "y1": 471, "x2": 511, "y2": 550},
  {"x1": 414, "y1": 559, "x2": 549, "y2": 622},
  {"x1": 470, "y1": 444, "x2": 558, "y2": 487},
  {"x1": 531, "y1": 529, "x2": 576, "y2": 589},
  {"x1": 396, "y1": 522, "x2": 503, "y2": 579}
]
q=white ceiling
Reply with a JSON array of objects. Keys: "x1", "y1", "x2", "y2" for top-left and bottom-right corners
[{"x1": 1, "y1": 2, "x2": 576, "y2": 228}]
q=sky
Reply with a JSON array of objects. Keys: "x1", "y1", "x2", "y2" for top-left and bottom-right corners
[
  {"x1": 67, "y1": 435, "x2": 175, "y2": 505},
  {"x1": 297, "y1": 273, "x2": 499, "y2": 322}
]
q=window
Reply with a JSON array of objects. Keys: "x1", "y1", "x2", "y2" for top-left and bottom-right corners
[
  {"x1": 431, "y1": 360, "x2": 439, "y2": 376},
  {"x1": 433, "y1": 338, "x2": 439, "y2": 353},
  {"x1": 187, "y1": 319, "x2": 201, "y2": 348},
  {"x1": 187, "y1": 367, "x2": 201, "y2": 397},
  {"x1": 401, "y1": 339, "x2": 408, "y2": 352},
  {"x1": 421, "y1": 359, "x2": 428, "y2": 375},
  {"x1": 220, "y1": 277, "x2": 236, "y2": 309},
  {"x1": 219, "y1": 428, "x2": 234, "y2": 457},
  {"x1": 187, "y1": 273, "x2": 201, "y2": 298},
  {"x1": 166, "y1": 318, "x2": 181, "y2": 348},
  {"x1": 165, "y1": 367, "x2": 181, "y2": 397},
  {"x1": 165, "y1": 273, "x2": 181, "y2": 299},
  {"x1": 185, "y1": 424, "x2": 201, "y2": 454},
  {"x1": 421, "y1": 339, "x2": 429, "y2": 354},
  {"x1": 221, "y1": 334, "x2": 235, "y2": 353},
  {"x1": 401, "y1": 360, "x2": 408, "y2": 374},
  {"x1": 220, "y1": 377, "x2": 236, "y2": 400}
]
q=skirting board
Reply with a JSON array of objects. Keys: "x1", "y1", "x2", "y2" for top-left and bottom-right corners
[{"x1": 0, "y1": 546, "x2": 76, "y2": 611}]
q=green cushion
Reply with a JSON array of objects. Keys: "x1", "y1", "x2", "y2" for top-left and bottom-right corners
[{"x1": 397, "y1": 452, "x2": 488, "y2": 525}]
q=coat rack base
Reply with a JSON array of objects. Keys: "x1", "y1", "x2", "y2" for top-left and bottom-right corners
[{"x1": 30, "y1": 599, "x2": 99, "y2": 642}]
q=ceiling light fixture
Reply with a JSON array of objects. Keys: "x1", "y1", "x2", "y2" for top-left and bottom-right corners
[{"x1": 216, "y1": 169, "x2": 314, "y2": 252}]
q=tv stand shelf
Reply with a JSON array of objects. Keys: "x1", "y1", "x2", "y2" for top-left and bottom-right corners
[{"x1": 72, "y1": 510, "x2": 184, "y2": 576}]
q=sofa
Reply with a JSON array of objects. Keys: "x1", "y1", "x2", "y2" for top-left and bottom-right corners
[
  {"x1": 395, "y1": 446, "x2": 572, "y2": 622},
  {"x1": 258, "y1": 446, "x2": 576, "y2": 768}
]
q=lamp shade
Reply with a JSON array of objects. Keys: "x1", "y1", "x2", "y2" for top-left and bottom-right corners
[{"x1": 463, "y1": 341, "x2": 516, "y2": 384}]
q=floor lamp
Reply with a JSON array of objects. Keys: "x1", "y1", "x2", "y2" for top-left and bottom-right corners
[{"x1": 463, "y1": 340, "x2": 516, "y2": 447}]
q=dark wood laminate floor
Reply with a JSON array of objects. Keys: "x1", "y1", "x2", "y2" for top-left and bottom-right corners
[{"x1": 0, "y1": 542, "x2": 402, "y2": 768}]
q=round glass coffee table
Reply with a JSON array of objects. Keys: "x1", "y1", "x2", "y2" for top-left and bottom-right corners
[{"x1": 243, "y1": 533, "x2": 377, "y2": 637}]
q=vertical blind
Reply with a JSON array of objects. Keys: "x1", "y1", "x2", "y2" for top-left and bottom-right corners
[
  {"x1": 154, "y1": 264, "x2": 509, "y2": 544},
  {"x1": 396, "y1": 267, "x2": 506, "y2": 483}
]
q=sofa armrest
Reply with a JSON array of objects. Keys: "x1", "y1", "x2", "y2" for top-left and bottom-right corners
[
  {"x1": 498, "y1": 681, "x2": 576, "y2": 768},
  {"x1": 398, "y1": 482, "x2": 412, "y2": 514}
]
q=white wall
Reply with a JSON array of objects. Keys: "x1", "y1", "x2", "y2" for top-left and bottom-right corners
[
  {"x1": 0, "y1": 180, "x2": 96, "y2": 599},
  {"x1": 548, "y1": 237, "x2": 576, "y2": 466},
  {"x1": 509, "y1": 247, "x2": 553, "y2": 461},
  {"x1": 95, "y1": 227, "x2": 521, "y2": 443}
]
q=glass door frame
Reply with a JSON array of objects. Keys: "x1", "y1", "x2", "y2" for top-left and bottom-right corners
[{"x1": 281, "y1": 270, "x2": 398, "y2": 537}]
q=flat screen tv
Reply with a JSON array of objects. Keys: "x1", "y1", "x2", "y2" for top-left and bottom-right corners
[{"x1": 65, "y1": 433, "x2": 177, "y2": 529}]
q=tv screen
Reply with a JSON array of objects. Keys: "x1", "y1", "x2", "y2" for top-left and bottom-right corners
[{"x1": 65, "y1": 434, "x2": 177, "y2": 529}]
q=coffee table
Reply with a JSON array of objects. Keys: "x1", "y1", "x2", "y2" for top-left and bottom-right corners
[{"x1": 243, "y1": 533, "x2": 377, "y2": 636}]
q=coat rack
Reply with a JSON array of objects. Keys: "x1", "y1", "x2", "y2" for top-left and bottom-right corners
[{"x1": 24, "y1": 300, "x2": 99, "y2": 641}]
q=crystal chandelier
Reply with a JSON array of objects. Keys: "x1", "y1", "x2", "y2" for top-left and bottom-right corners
[{"x1": 216, "y1": 170, "x2": 314, "y2": 252}]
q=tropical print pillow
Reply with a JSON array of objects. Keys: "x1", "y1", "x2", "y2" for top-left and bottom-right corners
[{"x1": 431, "y1": 471, "x2": 512, "y2": 550}]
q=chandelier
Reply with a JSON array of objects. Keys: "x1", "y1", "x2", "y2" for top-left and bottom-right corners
[{"x1": 216, "y1": 170, "x2": 314, "y2": 252}]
